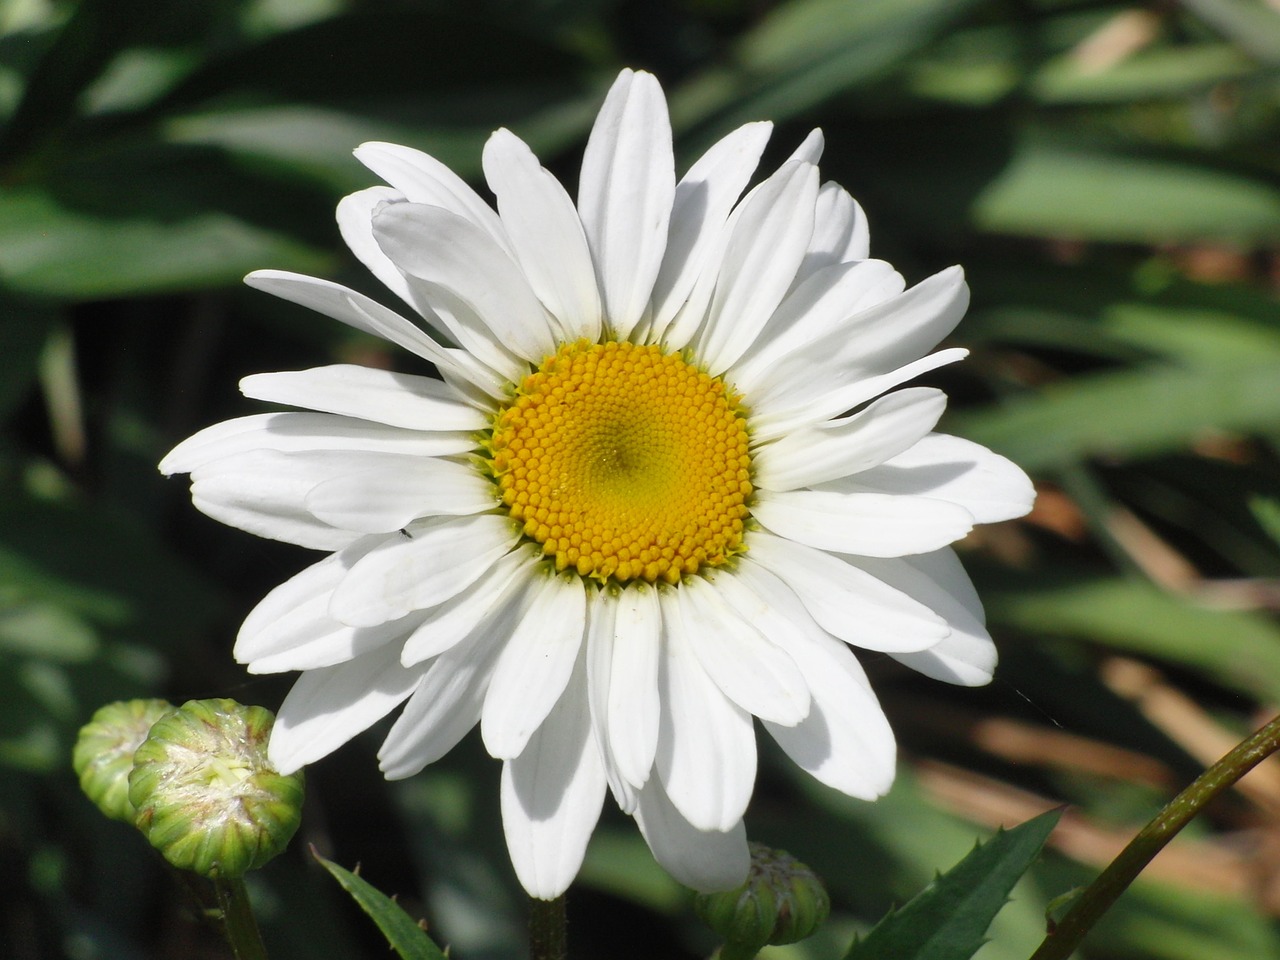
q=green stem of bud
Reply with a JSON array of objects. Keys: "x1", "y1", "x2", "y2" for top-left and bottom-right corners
[
  {"x1": 215, "y1": 876, "x2": 269, "y2": 960},
  {"x1": 1030, "y1": 711, "x2": 1280, "y2": 960},
  {"x1": 529, "y1": 894, "x2": 567, "y2": 960}
]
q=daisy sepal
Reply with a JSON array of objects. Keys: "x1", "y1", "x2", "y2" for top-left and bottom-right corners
[
  {"x1": 753, "y1": 386, "x2": 948, "y2": 492},
  {"x1": 577, "y1": 69, "x2": 674, "y2": 340},
  {"x1": 269, "y1": 641, "x2": 426, "y2": 775},
  {"x1": 740, "y1": 535, "x2": 948, "y2": 652},
  {"x1": 633, "y1": 777, "x2": 749, "y2": 893},
  {"x1": 329, "y1": 513, "x2": 521, "y2": 627},
  {"x1": 655, "y1": 587, "x2": 756, "y2": 833},
  {"x1": 483, "y1": 128, "x2": 601, "y2": 343},
  {"x1": 481, "y1": 571, "x2": 587, "y2": 761},
  {"x1": 501, "y1": 646, "x2": 608, "y2": 899}
]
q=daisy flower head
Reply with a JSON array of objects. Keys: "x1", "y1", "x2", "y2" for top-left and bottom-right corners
[{"x1": 161, "y1": 69, "x2": 1034, "y2": 899}]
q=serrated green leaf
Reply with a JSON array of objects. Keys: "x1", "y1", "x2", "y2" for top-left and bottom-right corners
[
  {"x1": 844, "y1": 809, "x2": 1061, "y2": 960},
  {"x1": 312, "y1": 851, "x2": 448, "y2": 960}
]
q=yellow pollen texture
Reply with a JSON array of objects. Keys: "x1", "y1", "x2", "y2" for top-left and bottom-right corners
[{"x1": 487, "y1": 340, "x2": 752, "y2": 585}]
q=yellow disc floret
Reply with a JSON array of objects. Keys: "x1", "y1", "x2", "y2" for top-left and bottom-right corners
[{"x1": 485, "y1": 340, "x2": 752, "y2": 585}]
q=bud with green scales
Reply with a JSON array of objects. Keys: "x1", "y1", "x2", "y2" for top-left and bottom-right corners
[
  {"x1": 128, "y1": 698, "x2": 304, "y2": 879},
  {"x1": 694, "y1": 842, "x2": 831, "y2": 960},
  {"x1": 73, "y1": 698, "x2": 176, "y2": 823}
]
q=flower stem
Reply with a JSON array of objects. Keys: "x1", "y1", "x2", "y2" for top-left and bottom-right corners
[
  {"x1": 529, "y1": 894, "x2": 567, "y2": 960},
  {"x1": 1030, "y1": 711, "x2": 1280, "y2": 960},
  {"x1": 214, "y1": 876, "x2": 269, "y2": 960}
]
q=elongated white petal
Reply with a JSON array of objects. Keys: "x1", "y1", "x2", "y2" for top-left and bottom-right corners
[
  {"x1": 305, "y1": 456, "x2": 495, "y2": 533},
  {"x1": 764, "y1": 629, "x2": 896, "y2": 799},
  {"x1": 792, "y1": 181, "x2": 869, "y2": 285},
  {"x1": 750, "y1": 347, "x2": 969, "y2": 443},
  {"x1": 697, "y1": 161, "x2": 819, "y2": 376},
  {"x1": 788, "y1": 128, "x2": 824, "y2": 165},
  {"x1": 378, "y1": 587, "x2": 529, "y2": 778},
  {"x1": 843, "y1": 433, "x2": 1036, "y2": 524},
  {"x1": 633, "y1": 778, "x2": 749, "y2": 892},
  {"x1": 240, "y1": 365, "x2": 486, "y2": 431},
  {"x1": 484, "y1": 128, "x2": 601, "y2": 342},
  {"x1": 754, "y1": 387, "x2": 947, "y2": 492},
  {"x1": 243, "y1": 270, "x2": 506, "y2": 401},
  {"x1": 646, "y1": 121, "x2": 773, "y2": 340},
  {"x1": 373, "y1": 202, "x2": 556, "y2": 364},
  {"x1": 607, "y1": 583, "x2": 662, "y2": 793},
  {"x1": 330, "y1": 514, "x2": 521, "y2": 626},
  {"x1": 753, "y1": 488, "x2": 974, "y2": 558},
  {"x1": 400, "y1": 544, "x2": 540, "y2": 666},
  {"x1": 655, "y1": 588, "x2": 756, "y2": 832},
  {"x1": 743, "y1": 534, "x2": 948, "y2": 652},
  {"x1": 354, "y1": 140, "x2": 512, "y2": 254},
  {"x1": 676, "y1": 576, "x2": 809, "y2": 725},
  {"x1": 852, "y1": 549, "x2": 997, "y2": 686},
  {"x1": 501, "y1": 655, "x2": 607, "y2": 899},
  {"x1": 160, "y1": 412, "x2": 474, "y2": 476},
  {"x1": 336, "y1": 186, "x2": 421, "y2": 312},
  {"x1": 269, "y1": 642, "x2": 425, "y2": 774},
  {"x1": 482, "y1": 572, "x2": 587, "y2": 760},
  {"x1": 577, "y1": 69, "x2": 674, "y2": 339}
]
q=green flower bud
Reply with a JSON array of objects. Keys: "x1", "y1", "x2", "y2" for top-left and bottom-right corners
[
  {"x1": 694, "y1": 842, "x2": 831, "y2": 960},
  {"x1": 128, "y1": 699, "x2": 304, "y2": 879},
  {"x1": 73, "y1": 699, "x2": 175, "y2": 823}
]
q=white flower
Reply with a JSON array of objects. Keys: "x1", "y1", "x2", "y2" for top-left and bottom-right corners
[{"x1": 160, "y1": 69, "x2": 1034, "y2": 899}]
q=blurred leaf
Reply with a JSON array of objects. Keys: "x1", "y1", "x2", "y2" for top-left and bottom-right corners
[
  {"x1": 0, "y1": 293, "x2": 56, "y2": 419},
  {"x1": 845, "y1": 809, "x2": 1060, "y2": 960},
  {"x1": 0, "y1": 601, "x2": 98, "y2": 662},
  {"x1": 313, "y1": 850, "x2": 449, "y2": 960},
  {"x1": 986, "y1": 571, "x2": 1280, "y2": 701},
  {"x1": 1179, "y1": 0, "x2": 1280, "y2": 65},
  {"x1": 1250, "y1": 495, "x2": 1280, "y2": 547},
  {"x1": 954, "y1": 361, "x2": 1280, "y2": 472},
  {"x1": 1032, "y1": 44, "x2": 1257, "y2": 104},
  {"x1": 973, "y1": 139, "x2": 1280, "y2": 243},
  {"x1": 0, "y1": 185, "x2": 330, "y2": 299}
]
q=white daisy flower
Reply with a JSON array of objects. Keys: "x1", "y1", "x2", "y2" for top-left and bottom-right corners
[{"x1": 161, "y1": 69, "x2": 1034, "y2": 899}]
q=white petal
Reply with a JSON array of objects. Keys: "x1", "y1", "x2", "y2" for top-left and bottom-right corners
[
  {"x1": 373, "y1": 202, "x2": 555, "y2": 364},
  {"x1": 501, "y1": 655, "x2": 607, "y2": 899},
  {"x1": 240, "y1": 365, "x2": 486, "y2": 432},
  {"x1": 160, "y1": 412, "x2": 474, "y2": 476},
  {"x1": 336, "y1": 186, "x2": 421, "y2": 313},
  {"x1": 606, "y1": 583, "x2": 662, "y2": 794},
  {"x1": 633, "y1": 778, "x2": 750, "y2": 892},
  {"x1": 268, "y1": 642, "x2": 425, "y2": 774},
  {"x1": 577, "y1": 69, "x2": 675, "y2": 339},
  {"x1": 305, "y1": 456, "x2": 496, "y2": 533},
  {"x1": 244, "y1": 270, "x2": 507, "y2": 401},
  {"x1": 845, "y1": 433, "x2": 1036, "y2": 524},
  {"x1": 787, "y1": 128, "x2": 824, "y2": 165},
  {"x1": 753, "y1": 388, "x2": 948, "y2": 493},
  {"x1": 482, "y1": 572, "x2": 587, "y2": 760},
  {"x1": 483, "y1": 128, "x2": 601, "y2": 342},
  {"x1": 696, "y1": 161, "x2": 819, "y2": 376},
  {"x1": 749, "y1": 347, "x2": 969, "y2": 443},
  {"x1": 378, "y1": 593, "x2": 525, "y2": 778},
  {"x1": 354, "y1": 141, "x2": 512, "y2": 254},
  {"x1": 676, "y1": 576, "x2": 809, "y2": 725},
  {"x1": 399, "y1": 543, "x2": 540, "y2": 666},
  {"x1": 793, "y1": 181, "x2": 870, "y2": 285},
  {"x1": 753, "y1": 488, "x2": 974, "y2": 558},
  {"x1": 585, "y1": 587, "x2": 631, "y2": 810},
  {"x1": 730, "y1": 259, "x2": 904, "y2": 393},
  {"x1": 330, "y1": 514, "x2": 521, "y2": 626},
  {"x1": 646, "y1": 121, "x2": 773, "y2": 341},
  {"x1": 851, "y1": 549, "x2": 997, "y2": 686},
  {"x1": 655, "y1": 587, "x2": 756, "y2": 832},
  {"x1": 742, "y1": 533, "x2": 948, "y2": 652},
  {"x1": 763, "y1": 628, "x2": 896, "y2": 799}
]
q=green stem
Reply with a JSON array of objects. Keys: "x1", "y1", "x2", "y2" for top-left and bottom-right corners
[
  {"x1": 529, "y1": 894, "x2": 567, "y2": 960},
  {"x1": 1030, "y1": 711, "x2": 1280, "y2": 960},
  {"x1": 214, "y1": 876, "x2": 269, "y2": 960}
]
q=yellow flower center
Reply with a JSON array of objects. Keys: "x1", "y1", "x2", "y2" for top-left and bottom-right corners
[{"x1": 486, "y1": 340, "x2": 752, "y2": 585}]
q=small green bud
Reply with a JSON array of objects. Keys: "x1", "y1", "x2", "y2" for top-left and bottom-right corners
[
  {"x1": 128, "y1": 699, "x2": 304, "y2": 879},
  {"x1": 695, "y1": 842, "x2": 831, "y2": 960},
  {"x1": 73, "y1": 699, "x2": 175, "y2": 823}
]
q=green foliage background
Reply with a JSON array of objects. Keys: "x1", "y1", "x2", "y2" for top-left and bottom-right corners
[{"x1": 2, "y1": 0, "x2": 1280, "y2": 957}]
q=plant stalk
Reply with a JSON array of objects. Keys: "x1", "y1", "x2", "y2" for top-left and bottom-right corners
[
  {"x1": 214, "y1": 876, "x2": 269, "y2": 960},
  {"x1": 529, "y1": 893, "x2": 568, "y2": 960},
  {"x1": 1030, "y1": 711, "x2": 1280, "y2": 960}
]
